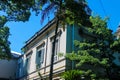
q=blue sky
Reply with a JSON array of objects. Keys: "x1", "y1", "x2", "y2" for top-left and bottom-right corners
[
  {"x1": 4, "y1": 0, "x2": 120, "y2": 53},
  {"x1": 87, "y1": 0, "x2": 120, "y2": 30}
]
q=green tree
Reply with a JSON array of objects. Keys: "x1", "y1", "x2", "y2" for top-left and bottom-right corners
[
  {"x1": 40, "y1": 0, "x2": 91, "y2": 79},
  {"x1": 0, "y1": 0, "x2": 91, "y2": 79},
  {"x1": 0, "y1": 16, "x2": 11, "y2": 59},
  {"x1": 0, "y1": 0, "x2": 45, "y2": 59},
  {"x1": 64, "y1": 16, "x2": 120, "y2": 80},
  {"x1": 62, "y1": 70, "x2": 97, "y2": 80}
]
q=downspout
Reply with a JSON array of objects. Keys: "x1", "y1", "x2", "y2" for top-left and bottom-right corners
[{"x1": 72, "y1": 24, "x2": 75, "y2": 69}]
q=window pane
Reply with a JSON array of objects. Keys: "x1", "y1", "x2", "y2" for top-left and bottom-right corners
[
  {"x1": 41, "y1": 49, "x2": 44, "y2": 63},
  {"x1": 52, "y1": 39, "x2": 59, "y2": 62},
  {"x1": 36, "y1": 48, "x2": 44, "y2": 68},
  {"x1": 25, "y1": 56, "x2": 31, "y2": 74},
  {"x1": 38, "y1": 50, "x2": 41, "y2": 57}
]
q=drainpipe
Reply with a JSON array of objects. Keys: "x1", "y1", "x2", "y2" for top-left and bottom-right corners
[{"x1": 72, "y1": 24, "x2": 75, "y2": 69}]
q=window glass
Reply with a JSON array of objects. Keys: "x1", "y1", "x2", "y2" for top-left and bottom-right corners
[
  {"x1": 25, "y1": 56, "x2": 31, "y2": 74},
  {"x1": 51, "y1": 39, "x2": 59, "y2": 62},
  {"x1": 36, "y1": 43, "x2": 45, "y2": 69},
  {"x1": 25, "y1": 51, "x2": 32, "y2": 75}
]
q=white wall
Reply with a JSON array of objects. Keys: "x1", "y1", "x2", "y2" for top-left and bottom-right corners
[{"x1": 18, "y1": 24, "x2": 67, "y2": 79}]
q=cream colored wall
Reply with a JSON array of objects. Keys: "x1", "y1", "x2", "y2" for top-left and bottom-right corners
[
  {"x1": 19, "y1": 24, "x2": 120, "y2": 80},
  {"x1": 25, "y1": 37, "x2": 47, "y2": 73},
  {"x1": 21, "y1": 59, "x2": 66, "y2": 80},
  {"x1": 46, "y1": 26, "x2": 67, "y2": 66},
  {"x1": 117, "y1": 32, "x2": 120, "y2": 39},
  {"x1": 29, "y1": 48, "x2": 36, "y2": 73},
  {"x1": 19, "y1": 24, "x2": 67, "y2": 79},
  {"x1": 59, "y1": 27, "x2": 67, "y2": 60}
]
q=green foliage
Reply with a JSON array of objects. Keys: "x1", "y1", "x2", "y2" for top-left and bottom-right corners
[
  {"x1": 64, "y1": 16, "x2": 120, "y2": 80},
  {"x1": 40, "y1": 0, "x2": 91, "y2": 26},
  {"x1": 88, "y1": 16, "x2": 112, "y2": 40},
  {"x1": 0, "y1": 27, "x2": 11, "y2": 59},
  {"x1": 110, "y1": 39, "x2": 120, "y2": 53},
  {"x1": 0, "y1": 16, "x2": 7, "y2": 28},
  {"x1": 58, "y1": 52, "x2": 64, "y2": 57},
  {"x1": 0, "y1": 0, "x2": 119, "y2": 80},
  {"x1": 0, "y1": 0, "x2": 34, "y2": 21},
  {"x1": 59, "y1": 0, "x2": 91, "y2": 27},
  {"x1": 0, "y1": 15, "x2": 11, "y2": 59},
  {"x1": 0, "y1": 0, "x2": 91, "y2": 59},
  {"x1": 0, "y1": 0, "x2": 91, "y2": 26},
  {"x1": 61, "y1": 70, "x2": 98, "y2": 80}
]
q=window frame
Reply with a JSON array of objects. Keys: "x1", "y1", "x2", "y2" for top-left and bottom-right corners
[
  {"x1": 50, "y1": 35, "x2": 60, "y2": 62},
  {"x1": 36, "y1": 42, "x2": 45, "y2": 69},
  {"x1": 25, "y1": 51, "x2": 32, "y2": 74}
]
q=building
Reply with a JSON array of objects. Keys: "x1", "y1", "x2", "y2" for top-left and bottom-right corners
[
  {"x1": 114, "y1": 25, "x2": 120, "y2": 66},
  {"x1": 16, "y1": 19, "x2": 84, "y2": 80},
  {"x1": 16, "y1": 19, "x2": 120, "y2": 80},
  {"x1": 116, "y1": 25, "x2": 120, "y2": 39},
  {"x1": 0, "y1": 51, "x2": 21, "y2": 80}
]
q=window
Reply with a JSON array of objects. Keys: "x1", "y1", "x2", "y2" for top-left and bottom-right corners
[
  {"x1": 51, "y1": 39, "x2": 59, "y2": 62},
  {"x1": 25, "y1": 51, "x2": 32, "y2": 75},
  {"x1": 36, "y1": 43, "x2": 45, "y2": 68},
  {"x1": 50, "y1": 30, "x2": 61, "y2": 62}
]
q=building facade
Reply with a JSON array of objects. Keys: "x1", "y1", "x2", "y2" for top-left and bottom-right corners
[
  {"x1": 15, "y1": 19, "x2": 120, "y2": 80},
  {"x1": 114, "y1": 25, "x2": 120, "y2": 66},
  {"x1": 116, "y1": 25, "x2": 120, "y2": 39},
  {"x1": 16, "y1": 19, "x2": 83, "y2": 80}
]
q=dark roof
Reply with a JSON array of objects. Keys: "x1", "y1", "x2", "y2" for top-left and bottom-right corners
[{"x1": 22, "y1": 18, "x2": 56, "y2": 49}]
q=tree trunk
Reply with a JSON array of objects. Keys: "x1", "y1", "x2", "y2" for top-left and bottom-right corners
[
  {"x1": 49, "y1": 17, "x2": 59, "y2": 80},
  {"x1": 49, "y1": 1, "x2": 62, "y2": 79}
]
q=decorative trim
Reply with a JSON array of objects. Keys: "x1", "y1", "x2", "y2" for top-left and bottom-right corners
[
  {"x1": 28, "y1": 66, "x2": 65, "y2": 80},
  {"x1": 36, "y1": 41, "x2": 45, "y2": 50},
  {"x1": 22, "y1": 19, "x2": 56, "y2": 49},
  {"x1": 18, "y1": 58, "x2": 65, "y2": 79},
  {"x1": 26, "y1": 50, "x2": 33, "y2": 57}
]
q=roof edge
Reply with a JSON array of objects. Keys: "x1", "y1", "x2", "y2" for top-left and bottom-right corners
[{"x1": 22, "y1": 18, "x2": 56, "y2": 49}]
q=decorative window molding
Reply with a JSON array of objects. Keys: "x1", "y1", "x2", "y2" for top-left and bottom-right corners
[
  {"x1": 36, "y1": 42, "x2": 45, "y2": 69},
  {"x1": 25, "y1": 51, "x2": 32, "y2": 75},
  {"x1": 36, "y1": 42, "x2": 45, "y2": 50},
  {"x1": 50, "y1": 31, "x2": 61, "y2": 62},
  {"x1": 50, "y1": 30, "x2": 62, "y2": 42}
]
